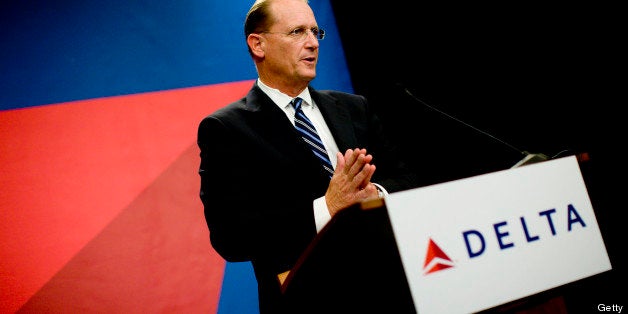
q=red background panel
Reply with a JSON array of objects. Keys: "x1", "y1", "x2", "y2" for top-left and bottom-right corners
[{"x1": 0, "y1": 80, "x2": 254, "y2": 313}]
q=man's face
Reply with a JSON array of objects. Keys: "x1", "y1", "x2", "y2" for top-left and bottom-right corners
[{"x1": 261, "y1": 0, "x2": 320, "y2": 86}]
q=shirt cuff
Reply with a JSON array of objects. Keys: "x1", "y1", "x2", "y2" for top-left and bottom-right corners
[
  {"x1": 313, "y1": 184, "x2": 388, "y2": 233},
  {"x1": 313, "y1": 196, "x2": 332, "y2": 233}
]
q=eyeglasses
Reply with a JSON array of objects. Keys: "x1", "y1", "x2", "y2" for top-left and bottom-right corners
[{"x1": 261, "y1": 27, "x2": 325, "y2": 41}]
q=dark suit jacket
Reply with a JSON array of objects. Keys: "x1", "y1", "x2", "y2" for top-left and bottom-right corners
[{"x1": 197, "y1": 83, "x2": 417, "y2": 313}]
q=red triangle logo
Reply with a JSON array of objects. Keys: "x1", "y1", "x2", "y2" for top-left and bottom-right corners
[{"x1": 423, "y1": 238, "x2": 454, "y2": 275}]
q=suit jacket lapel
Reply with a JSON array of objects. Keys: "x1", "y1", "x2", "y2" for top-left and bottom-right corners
[
  {"x1": 311, "y1": 89, "x2": 358, "y2": 152},
  {"x1": 245, "y1": 85, "x2": 322, "y2": 171}
]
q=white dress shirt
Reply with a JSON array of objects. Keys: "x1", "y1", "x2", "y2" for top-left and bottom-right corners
[{"x1": 257, "y1": 79, "x2": 387, "y2": 232}]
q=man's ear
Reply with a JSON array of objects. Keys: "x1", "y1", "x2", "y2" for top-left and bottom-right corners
[{"x1": 247, "y1": 34, "x2": 265, "y2": 58}]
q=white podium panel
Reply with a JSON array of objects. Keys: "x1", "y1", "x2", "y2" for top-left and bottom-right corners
[{"x1": 386, "y1": 156, "x2": 611, "y2": 314}]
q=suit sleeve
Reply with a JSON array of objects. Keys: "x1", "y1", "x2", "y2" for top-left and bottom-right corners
[
  {"x1": 338, "y1": 93, "x2": 419, "y2": 193},
  {"x1": 197, "y1": 115, "x2": 317, "y2": 273},
  {"x1": 367, "y1": 101, "x2": 419, "y2": 192}
]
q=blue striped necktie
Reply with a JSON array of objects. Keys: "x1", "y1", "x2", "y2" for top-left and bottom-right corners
[{"x1": 291, "y1": 97, "x2": 334, "y2": 178}]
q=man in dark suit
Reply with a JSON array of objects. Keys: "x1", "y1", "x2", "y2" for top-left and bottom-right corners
[{"x1": 197, "y1": 0, "x2": 418, "y2": 312}]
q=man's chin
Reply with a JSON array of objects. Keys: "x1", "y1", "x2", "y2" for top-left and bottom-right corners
[{"x1": 300, "y1": 71, "x2": 316, "y2": 82}]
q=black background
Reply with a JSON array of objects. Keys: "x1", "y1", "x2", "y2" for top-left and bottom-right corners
[{"x1": 330, "y1": 1, "x2": 624, "y2": 311}]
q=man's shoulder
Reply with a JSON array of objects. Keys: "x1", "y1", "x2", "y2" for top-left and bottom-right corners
[
  {"x1": 216, "y1": 97, "x2": 247, "y2": 113},
  {"x1": 196, "y1": 100, "x2": 246, "y2": 133},
  {"x1": 313, "y1": 89, "x2": 366, "y2": 104},
  {"x1": 315, "y1": 89, "x2": 362, "y2": 99},
  {"x1": 206, "y1": 84, "x2": 271, "y2": 119}
]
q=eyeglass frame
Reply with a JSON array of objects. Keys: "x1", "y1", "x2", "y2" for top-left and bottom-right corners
[{"x1": 259, "y1": 27, "x2": 326, "y2": 41}]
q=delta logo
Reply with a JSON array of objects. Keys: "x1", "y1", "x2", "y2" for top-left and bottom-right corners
[
  {"x1": 422, "y1": 203, "x2": 588, "y2": 276},
  {"x1": 423, "y1": 238, "x2": 454, "y2": 275}
]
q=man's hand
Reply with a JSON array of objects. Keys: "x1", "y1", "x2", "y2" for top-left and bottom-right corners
[{"x1": 325, "y1": 148, "x2": 379, "y2": 216}]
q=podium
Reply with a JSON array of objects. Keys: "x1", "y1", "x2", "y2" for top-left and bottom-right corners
[{"x1": 280, "y1": 199, "x2": 568, "y2": 314}]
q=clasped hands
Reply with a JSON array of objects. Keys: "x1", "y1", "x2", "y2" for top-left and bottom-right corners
[{"x1": 325, "y1": 148, "x2": 380, "y2": 217}]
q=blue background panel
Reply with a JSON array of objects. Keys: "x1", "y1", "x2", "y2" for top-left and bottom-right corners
[{"x1": 1, "y1": 1, "x2": 351, "y2": 110}]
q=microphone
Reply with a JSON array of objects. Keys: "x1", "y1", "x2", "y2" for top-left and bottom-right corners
[{"x1": 397, "y1": 84, "x2": 550, "y2": 168}]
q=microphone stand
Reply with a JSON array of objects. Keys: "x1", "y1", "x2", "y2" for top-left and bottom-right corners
[{"x1": 398, "y1": 84, "x2": 551, "y2": 169}]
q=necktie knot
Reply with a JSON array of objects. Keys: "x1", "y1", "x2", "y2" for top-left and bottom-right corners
[{"x1": 291, "y1": 97, "x2": 303, "y2": 112}]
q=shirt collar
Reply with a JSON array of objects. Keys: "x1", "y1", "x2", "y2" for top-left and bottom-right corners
[{"x1": 257, "y1": 79, "x2": 314, "y2": 109}]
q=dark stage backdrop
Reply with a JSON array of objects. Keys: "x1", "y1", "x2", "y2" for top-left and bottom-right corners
[{"x1": 331, "y1": 1, "x2": 625, "y2": 311}]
